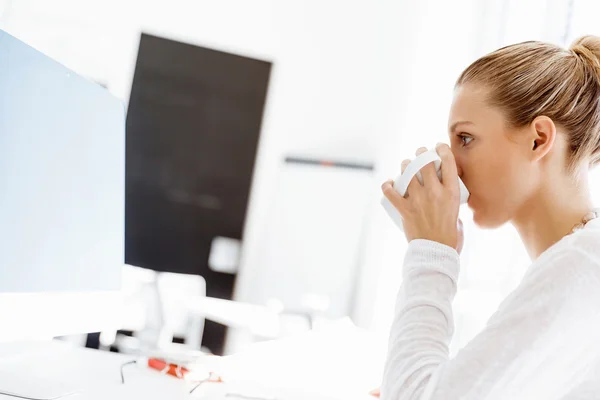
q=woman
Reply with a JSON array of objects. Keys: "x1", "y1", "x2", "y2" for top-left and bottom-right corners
[{"x1": 379, "y1": 36, "x2": 600, "y2": 399}]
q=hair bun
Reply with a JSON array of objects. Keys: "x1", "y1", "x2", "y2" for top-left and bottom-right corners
[
  {"x1": 570, "y1": 36, "x2": 600, "y2": 73},
  {"x1": 571, "y1": 36, "x2": 600, "y2": 166}
]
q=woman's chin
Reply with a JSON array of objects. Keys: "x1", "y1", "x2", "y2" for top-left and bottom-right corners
[
  {"x1": 469, "y1": 200, "x2": 489, "y2": 227},
  {"x1": 471, "y1": 210, "x2": 485, "y2": 227},
  {"x1": 472, "y1": 208, "x2": 507, "y2": 229},
  {"x1": 473, "y1": 215, "x2": 490, "y2": 228}
]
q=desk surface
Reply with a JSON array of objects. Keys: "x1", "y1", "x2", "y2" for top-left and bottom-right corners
[
  {"x1": 0, "y1": 322, "x2": 383, "y2": 400},
  {"x1": 0, "y1": 341, "x2": 341, "y2": 400},
  {"x1": 0, "y1": 341, "x2": 194, "y2": 400}
]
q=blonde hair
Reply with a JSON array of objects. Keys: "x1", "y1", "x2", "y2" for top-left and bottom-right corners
[{"x1": 456, "y1": 36, "x2": 600, "y2": 170}]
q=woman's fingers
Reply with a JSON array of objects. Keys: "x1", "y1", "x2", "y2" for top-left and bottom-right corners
[
  {"x1": 402, "y1": 157, "x2": 422, "y2": 197},
  {"x1": 401, "y1": 159, "x2": 411, "y2": 173},
  {"x1": 382, "y1": 144, "x2": 462, "y2": 248},
  {"x1": 381, "y1": 179, "x2": 408, "y2": 215},
  {"x1": 416, "y1": 146, "x2": 438, "y2": 186},
  {"x1": 436, "y1": 143, "x2": 458, "y2": 189},
  {"x1": 400, "y1": 159, "x2": 413, "y2": 198},
  {"x1": 415, "y1": 147, "x2": 428, "y2": 156}
]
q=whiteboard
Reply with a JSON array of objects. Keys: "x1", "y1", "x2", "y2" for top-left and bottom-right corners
[{"x1": 246, "y1": 159, "x2": 375, "y2": 318}]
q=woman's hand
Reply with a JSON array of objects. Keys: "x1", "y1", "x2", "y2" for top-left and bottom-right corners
[{"x1": 382, "y1": 144, "x2": 463, "y2": 252}]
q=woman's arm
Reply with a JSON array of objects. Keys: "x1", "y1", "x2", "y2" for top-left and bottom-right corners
[
  {"x1": 380, "y1": 240, "x2": 459, "y2": 399},
  {"x1": 380, "y1": 240, "x2": 600, "y2": 400}
]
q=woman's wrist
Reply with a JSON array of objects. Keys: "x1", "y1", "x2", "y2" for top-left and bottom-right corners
[{"x1": 403, "y1": 239, "x2": 461, "y2": 280}]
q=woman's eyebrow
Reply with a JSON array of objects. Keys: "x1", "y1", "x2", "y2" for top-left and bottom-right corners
[{"x1": 449, "y1": 120, "x2": 474, "y2": 133}]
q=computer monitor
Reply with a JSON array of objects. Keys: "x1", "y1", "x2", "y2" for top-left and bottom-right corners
[{"x1": 0, "y1": 29, "x2": 125, "y2": 342}]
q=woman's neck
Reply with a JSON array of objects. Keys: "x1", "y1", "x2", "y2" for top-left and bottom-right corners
[{"x1": 512, "y1": 171, "x2": 593, "y2": 260}]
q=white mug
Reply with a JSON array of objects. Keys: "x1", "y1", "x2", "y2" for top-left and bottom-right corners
[{"x1": 381, "y1": 149, "x2": 470, "y2": 231}]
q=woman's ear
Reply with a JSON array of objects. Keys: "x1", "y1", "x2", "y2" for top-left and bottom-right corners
[{"x1": 530, "y1": 116, "x2": 556, "y2": 162}]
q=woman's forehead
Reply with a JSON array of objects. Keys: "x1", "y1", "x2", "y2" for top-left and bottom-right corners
[
  {"x1": 449, "y1": 85, "x2": 504, "y2": 130},
  {"x1": 451, "y1": 85, "x2": 488, "y2": 113}
]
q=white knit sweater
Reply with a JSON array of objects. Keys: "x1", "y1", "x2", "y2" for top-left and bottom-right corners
[{"x1": 381, "y1": 218, "x2": 600, "y2": 400}]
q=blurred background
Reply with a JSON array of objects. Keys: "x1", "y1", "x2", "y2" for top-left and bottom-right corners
[{"x1": 2, "y1": 0, "x2": 600, "y2": 361}]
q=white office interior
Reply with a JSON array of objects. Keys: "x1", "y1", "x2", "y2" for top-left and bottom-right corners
[{"x1": 1, "y1": 0, "x2": 600, "y2": 399}]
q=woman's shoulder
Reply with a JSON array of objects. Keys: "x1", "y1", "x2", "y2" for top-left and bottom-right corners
[
  {"x1": 491, "y1": 231, "x2": 600, "y2": 324},
  {"x1": 534, "y1": 221, "x2": 600, "y2": 265},
  {"x1": 569, "y1": 220, "x2": 600, "y2": 260},
  {"x1": 526, "y1": 227, "x2": 600, "y2": 292}
]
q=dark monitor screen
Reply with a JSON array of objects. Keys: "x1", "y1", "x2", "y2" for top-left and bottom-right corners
[
  {"x1": 125, "y1": 33, "x2": 271, "y2": 277},
  {"x1": 125, "y1": 33, "x2": 271, "y2": 354}
]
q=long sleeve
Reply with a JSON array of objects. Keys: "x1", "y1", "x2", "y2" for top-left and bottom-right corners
[
  {"x1": 380, "y1": 239, "x2": 460, "y2": 399},
  {"x1": 380, "y1": 237, "x2": 600, "y2": 400}
]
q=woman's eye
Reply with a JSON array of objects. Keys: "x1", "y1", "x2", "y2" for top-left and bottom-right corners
[{"x1": 459, "y1": 135, "x2": 473, "y2": 146}]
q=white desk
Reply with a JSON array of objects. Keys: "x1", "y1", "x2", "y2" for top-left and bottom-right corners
[
  {"x1": 0, "y1": 320, "x2": 384, "y2": 400},
  {"x1": 0, "y1": 341, "x2": 195, "y2": 400},
  {"x1": 0, "y1": 341, "x2": 348, "y2": 400}
]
